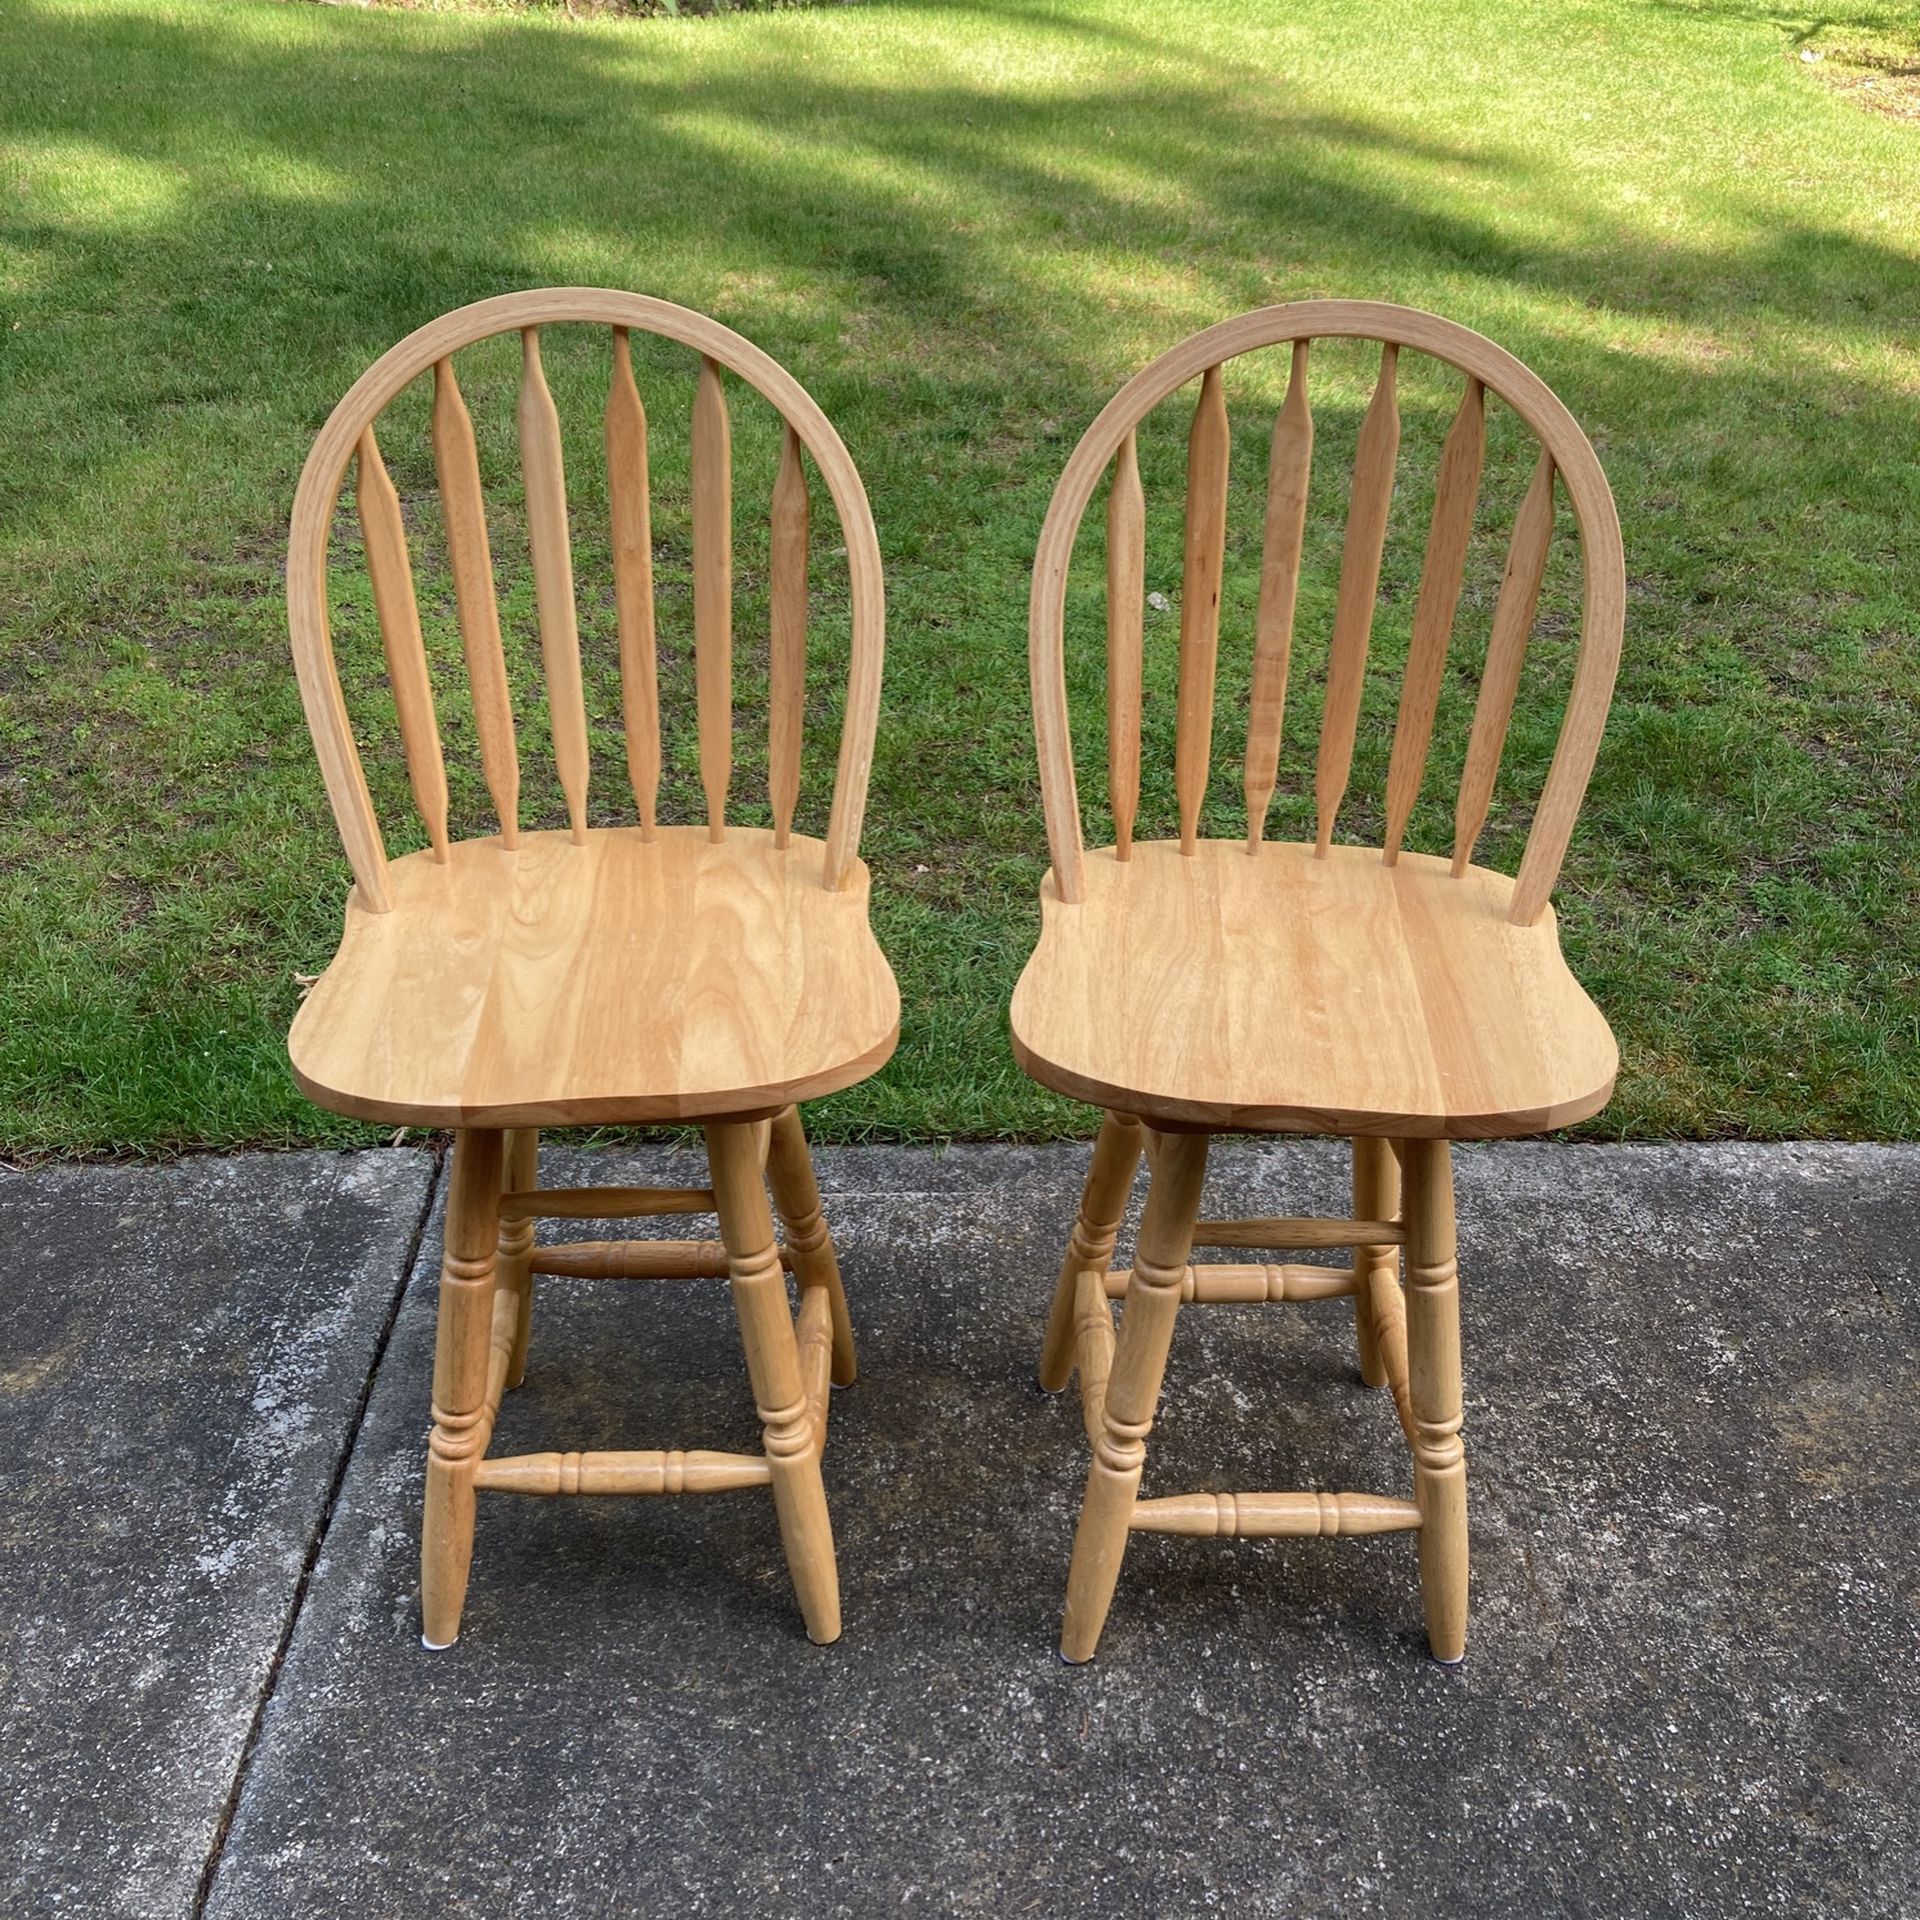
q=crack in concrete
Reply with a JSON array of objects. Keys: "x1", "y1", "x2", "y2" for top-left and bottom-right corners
[{"x1": 188, "y1": 1144, "x2": 447, "y2": 1919}]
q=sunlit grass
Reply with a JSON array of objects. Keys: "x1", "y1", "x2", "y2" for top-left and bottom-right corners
[{"x1": 1, "y1": 0, "x2": 1916, "y2": 1153}]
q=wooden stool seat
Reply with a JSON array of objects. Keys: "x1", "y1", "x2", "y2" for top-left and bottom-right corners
[
  {"x1": 291, "y1": 825, "x2": 898, "y2": 1129},
  {"x1": 1011, "y1": 838, "x2": 1614, "y2": 1139}
]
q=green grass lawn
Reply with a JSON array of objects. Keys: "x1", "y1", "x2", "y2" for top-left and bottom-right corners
[{"x1": 2, "y1": 0, "x2": 1916, "y2": 1154}]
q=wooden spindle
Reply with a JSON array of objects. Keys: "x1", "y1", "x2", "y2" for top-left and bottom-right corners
[
  {"x1": 769, "y1": 424, "x2": 809, "y2": 849},
  {"x1": 606, "y1": 327, "x2": 659, "y2": 840},
  {"x1": 420, "y1": 1127, "x2": 504, "y2": 1649},
  {"x1": 1244, "y1": 339, "x2": 1313, "y2": 854},
  {"x1": 518, "y1": 327, "x2": 589, "y2": 842},
  {"x1": 1106, "y1": 430, "x2": 1145, "y2": 860},
  {"x1": 1454, "y1": 448, "x2": 1555, "y2": 875},
  {"x1": 1101, "y1": 1262, "x2": 1355, "y2": 1303},
  {"x1": 1384, "y1": 376, "x2": 1485, "y2": 863},
  {"x1": 709, "y1": 1119, "x2": 839, "y2": 1644},
  {"x1": 355, "y1": 425, "x2": 449, "y2": 860},
  {"x1": 1315, "y1": 342, "x2": 1400, "y2": 856},
  {"x1": 431, "y1": 358, "x2": 518, "y2": 847},
  {"x1": 1403, "y1": 1137, "x2": 1468, "y2": 1661},
  {"x1": 1039, "y1": 1110, "x2": 1144, "y2": 1393},
  {"x1": 528, "y1": 1239, "x2": 793, "y2": 1280},
  {"x1": 1175, "y1": 364, "x2": 1229, "y2": 854},
  {"x1": 692, "y1": 354, "x2": 733, "y2": 843},
  {"x1": 497, "y1": 1184, "x2": 716, "y2": 1221},
  {"x1": 1129, "y1": 1490, "x2": 1423, "y2": 1538},
  {"x1": 1190, "y1": 1215, "x2": 1405, "y2": 1250},
  {"x1": 475, "y1": 1448, "x2": 771, "y2": 1496}
]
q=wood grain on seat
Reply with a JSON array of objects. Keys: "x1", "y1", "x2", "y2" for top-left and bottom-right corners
[
  {"x1": 291, "y1": 826, "x2": 898, "y2": 1129},
  {"x1": 1011, "y1": 839, "x2": 1614, "y2": 1139}
]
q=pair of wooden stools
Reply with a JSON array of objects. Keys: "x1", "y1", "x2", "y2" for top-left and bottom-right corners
[{"x1": 285, "y1": 291, "x2": 1621, "y2": 1663}]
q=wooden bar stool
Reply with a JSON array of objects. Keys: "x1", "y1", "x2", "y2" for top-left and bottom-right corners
[
  {"x1": 1013, "y1": 302, "x2": 1625, "y2": 1663},
  {"x1": 283, "y1": 290, "x2": 896, "y2": 1649}
]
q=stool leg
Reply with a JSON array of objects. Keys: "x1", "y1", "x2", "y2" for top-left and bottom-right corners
[
  {"x1": 1039, "y1": 1111, "x2": 1145, "y2": 1392},
  {"x1": 1352, "y1": 1135, "x2": 1400, "y2": 1390},
  {"x1": 1059, "y1": 1128, "x2": 1209, "y2": 1663},
  {"x1": 765, "y1": 1104, "x2": 856, "y2": 1388},
  {"x1": 422, "y1": 1128, "x2": 504, "y2": 1650},
  {"x1": 498, "y1": 1127, "x2": 539, "y2": 1391},
  {"x1": 709, "y1": 1120, "x2": 841, "y2": 1645},
  {"x1": 1402, "y1": 1137, "x2": 1468, "y2": 1662}
]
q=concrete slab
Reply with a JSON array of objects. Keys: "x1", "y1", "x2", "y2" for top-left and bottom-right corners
[
  {"x1": 0, "y1": 1150, "x2": 436, "y2": 1920},
  {"x1": 201, "y1": 1141, "x2": 1919, "y2": 1918}
]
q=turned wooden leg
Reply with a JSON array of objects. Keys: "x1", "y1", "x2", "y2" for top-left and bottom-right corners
[
  {"x1": 498, "y1": 1128, "x2": 539, "y2": 1391},
  {"x1": 1039, "y1": 1111, "x2": 1145, "y2": 1392},
  {"x1": 765, "y1": 1104, "x2": 856, "y2": 1388},
  {"x1": 1402, "y1": 1138, "x2": 1468, "y2": 1662},
  {"x1": 1059, "y1": 1127, "x2": 1209, "y2": 1663},
  {"x1": 421, "y1": 1128, "x2": 505, "y2": 1650},
  {"x1": 708, "y1": 1120, "x2": 841, "y2": 1645},
  {"x1": 1352, "y1": 1135, "x2": 1401, "y2": 1390}
]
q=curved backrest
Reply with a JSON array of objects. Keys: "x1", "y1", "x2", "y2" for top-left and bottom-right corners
[
  {"x1": 288, "y1": 288, "x2": 886, "y2": 913},
  {"x1": 1029, "y1": 300, "x2": 1625, "y2": 925}
]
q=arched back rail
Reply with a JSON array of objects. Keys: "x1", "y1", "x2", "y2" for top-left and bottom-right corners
[
  {"x1": 1028, "y1": 301, "x2": 1625, "y2": 925},
  {"x1": 288, "y1": 289, "x2": 887, "y2": 913}
]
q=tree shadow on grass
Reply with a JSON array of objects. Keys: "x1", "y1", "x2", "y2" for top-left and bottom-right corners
[{"x1": 1, "y1": 0, "x2": 1916, "y2": 1145}]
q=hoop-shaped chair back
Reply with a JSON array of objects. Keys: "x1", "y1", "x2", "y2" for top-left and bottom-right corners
[
  {"x1": 288, "y1": 288, "x2": 886, "y2": 914},
  {"x1": 1029, "y1": 300, "x2": 1625, "y2": 925}
]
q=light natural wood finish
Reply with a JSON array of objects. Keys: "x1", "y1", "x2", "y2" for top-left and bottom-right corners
[
  {"x1": 1315, "y1": 343, "x2": 1400, "y2": 857},
  {"x1": 1071, "y1": 1273, "x2": 1117, "y2": 1447},
  {"x1": 498, "y1": 1185, "x2": 717, "y2": 1220},
  {"x1": 421, "y1": 1127, "x2": 504, "y2": 1648},
  {"x1": 518, "y1": 327, "x2": 590, "y2": 843},
  {"x1": 1027, "y1": 300, "x2": 1624, "y2": 918},
  {"x1": 1403, "y1": 1138, "x2": 1468, "y2": 1661},
  {"x1": 1129, "y1": 1491, "x2": 1422, "y2": 1537},
  {"x1": 1103, "y1": 1263, "x2": 1355, "y2": 1302},
  {"x1": 1060, "y1": 1128, "x2": 1209, "y2": 1662},
  {"x1": 290, "y1": 295, "x2": 889, "y2": 1650},
  {"x1": 1350, "y1": 1135, "x2": 1400, "y2": 1390},
  {"x1": 1012, "y1": 841, "x2": 1615, "y2": 1138},
  {"x1": 606, "y1": 327, "x2": 660, "y2": 839},
  {"x1": 356, "y1": 427, "x2": 449, "y2": 861},
  {"x1": 1174, "y1": 365, "x2": 1229, "y2": 854},
  {"x1": 290, "y1": 827, "x2": 898, "y2": 1128},
  {"x1": 475, "y1": 1449, "x2": 770, "y2": 1495},
  {"x1": 1385, "y1": 377, "x2": 1485, "y2": 863},
  {"x1": 768, "y1": 426, "x2": 809, "y2": 849},
  {"x1": 287, "y1": 288, "x2": 887, "y2": 906},
  {"x1": 1455, "y1": 448, "x2": 1556, "y2": 876},
  {"x1": 527, "y1": 1239, "x2": 791, "y2": 1279},
  {"x1": 498, "y1": 1127, "x2": 539, "y2": 1391},
  {"x1": 1039, "y1": 1110, "x2": 1144, "y2": 1392},
  {"x1": 1193, "y1": 1214, "x2": 1406, "y2": 1250},
  {"x1": 708, "y1": 1121, "x2": 841, "y2": 1644},
  {"x1": 417, "y1": 1112, "x2": 854, "y2": 1640},
  {"x1": 693, "y1": 354, "x2": 733, "y2": 842},
  {"x1": 765, "y1": 1103, "x2": 857, "y2": 1388},
  {"x1": 1244, "y1": 339, "x2": 1312, "y2": 852},
  {"x1": 1025, "y1": 304, "x2": 1622, "y2": 1662},
  {"x1": 432, "y1": 358, "x2": 520, "y2": 847},
  {"x1": 1106, "y1": 433, "x2": 1145, "y2": 860}
]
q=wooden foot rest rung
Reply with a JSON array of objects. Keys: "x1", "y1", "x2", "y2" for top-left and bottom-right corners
[
  {"x1": 1104, "y1": 1263, "x2": 1355, "y2": 1303},
  {"x1": 474, "y1": 1448, "x2": 772, "y2": 1495},
  {"x1": 528, "y1": 1239, "x2": 793, "y2": 1279},
  {"x1": 500, "y1": 1186, "x2": 717, "y2": 1222},
  {"x1": 1129, "y1": 1491, "x2": 1422, "y2": 1538},
  {"x1": 1191, "y1": 1216, "x2": 1405, "y2": 1251}
]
